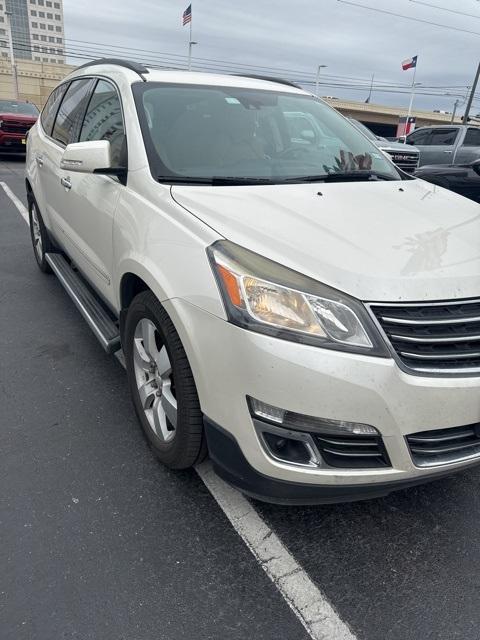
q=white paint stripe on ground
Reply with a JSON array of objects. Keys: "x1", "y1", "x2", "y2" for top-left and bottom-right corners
[
  {"x1": 0, "y1": 181, "x2": 29, "y2": 225},
  {"x1": 196, "y1": 460, "x2": 357, "y2": 640},
  {"x1": 4, "y1": 180, "x2": 356, "y2": 640}
]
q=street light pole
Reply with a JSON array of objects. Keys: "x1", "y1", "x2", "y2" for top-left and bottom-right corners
[
  {"x1": 451, "y1": 99, "x2": 460, "y2": 124},
  {"x1": 315, "y1": 65, "x2": 327, "y2": 97},
  {"x1": 5, "y1": 12, "x2": 19, "y2": 99}
]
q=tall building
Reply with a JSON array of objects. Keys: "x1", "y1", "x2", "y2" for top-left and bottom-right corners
[{"x1": 0, "y1": 0, "x2": 65, "y2": 65}]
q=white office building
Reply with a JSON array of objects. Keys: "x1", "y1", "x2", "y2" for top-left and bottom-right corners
[{"x1": 0, "y1": 0, "x2": 65, "y2": 65}]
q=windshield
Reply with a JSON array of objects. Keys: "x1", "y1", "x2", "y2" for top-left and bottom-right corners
[
  {"x1": 133, "y1": 83, "x2": 401, "y2": 183},
  {"x1": 0, "y1": 100, "x2": 39, "y2": 115},
  {"x1": 349, "y1": 118, "x2": 379, "y2": 142}
]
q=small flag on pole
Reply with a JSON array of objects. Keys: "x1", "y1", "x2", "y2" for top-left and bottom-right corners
[
  {"x1": 402, "y1": 55, "x2": 418, "y2": 71},
  {"x1": 183, "y1": 4, "x2": 192, "y2": 25}
]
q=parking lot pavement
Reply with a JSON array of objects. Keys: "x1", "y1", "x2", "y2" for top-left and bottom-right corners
[
  {"x1": 0, "y1": 159, "x2": 309, "y2": 640},
  {"x1": 3, "y1": 155, "x2": 480, "y2": 640}
]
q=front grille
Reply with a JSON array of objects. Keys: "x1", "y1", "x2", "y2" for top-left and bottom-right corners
[
  {"x1": 313, "y1": 433, "x2": 390, "y2": 468},
  {"x1": 370, "y1": 299, "x2": 480, "y2": 374},
  {"x1": 407, "y1": 424, "x2": 480, "y2": 467},
  {"x1": 0, "y1": 121, "x2": 32, "y2": 134},
  {"x1": 384, "y1": 150, "x2": 419, "y2": 174}
]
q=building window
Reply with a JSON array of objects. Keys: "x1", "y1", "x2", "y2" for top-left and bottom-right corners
[
  {"x1": 0, "y1": 16, "x2": 4, "y2": 22},
  {"x1": 40, "y1": 23, "x2": 45, "y2": 29},
  {"x1": 39, "y1": 10, "x2": 44, "y2": 16},
  {"x1": 46, "y1": 12, "x2": 52, "y2": 18},
  {"x1": 54, "y1": 1, "x2": 60, "y2": 7},
  {"x1": 31, "y1": 9, "x2": 37, "y2": 15},
  {"x1": 54, "y1": 13, "x2": 60, "y2": 19},
  {"x1": 35, "y1": 56, "x2": 40, "y2": 61},
  {"x1": 50, "y1": 58, "x2": 56, "y2": 63},
  {"x1": 33, "y1": 45, "x2": 39, "y2": 51},
  {"x1": 31, "y1": 21, "x2": 38, "y2": 27},
  {"x1": 56, "y1": 37, "x2": 62, "y2": 43},
  {"x1": 47, "y1": 24, "x2": 53, "y2": 30},
  {"x1": 56, "y1": 47, "x2": 62, "y2": 54},
  {"x1": 40, "y1": 34, "x2": 46, "y2": 41},
  {"x1": 48, "y1": 35, "x2": 54, "y2": 41},
  {"x1": 38, "y1": 0, "x2": 44, "y2": 4},
  {"x1": 0, "y1": 28, "x2": 4, "y2": 35},
  {"x1": 32, "y1": 33, "x2": 39, "y2": 39},
  {"x1": 55, "y1": 25, "x2": 61, "y2": 31},
  {"x1": 46, "y1": 0, "x2": 52, "y2": 5}
]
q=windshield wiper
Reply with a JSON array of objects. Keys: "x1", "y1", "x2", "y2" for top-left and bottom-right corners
[
  {"x1": 157, "y1": 175, "x2": 275, "y2": 185},
  {"x1": 283, "y1": 171, "x2": 396, "y2": 183}
]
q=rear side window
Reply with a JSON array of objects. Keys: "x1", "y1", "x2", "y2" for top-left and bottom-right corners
[
  {"x1": 51, "y1": 78, "x2": 94, "y2": 146},
  {"x1": 428, "y1": 128, "x2": 458, "y2": 146},
  {"x1": 40, "y1": 83, "x2": 68, "y2": 135},
  {"x1": 463, "y1": 128, "x2": 480, "y2": 147},
  {"x1": 79, "y1": 80, "x2": 126, "y2": 167}
]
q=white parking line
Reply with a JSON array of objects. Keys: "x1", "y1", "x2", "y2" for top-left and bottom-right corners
[
  {"x1": 0, "y1": 181, "x2": 29, "y2": 225},
  {"x1": 4, "y1": 178, "x2": 357, "y2": 640},
  {"x1": 196, "y1": 461, "x2": 356, "y2": 640}
]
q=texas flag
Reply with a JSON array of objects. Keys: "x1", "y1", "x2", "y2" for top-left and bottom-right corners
[{"x1": 402, "y1": 55, "x2": 418, "y2": 71}]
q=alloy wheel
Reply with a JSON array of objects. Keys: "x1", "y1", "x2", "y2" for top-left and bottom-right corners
[{"x1": 132, "y1": 318, "x2": 177, "y2": 443}]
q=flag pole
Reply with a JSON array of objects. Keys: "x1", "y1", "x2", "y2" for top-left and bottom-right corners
[
  {"x1": 188, "y1": 6, "x2": 193, "y2": 71},
  {"x1": 405, "y1": 62, "x2": 417, "y2": 135}
]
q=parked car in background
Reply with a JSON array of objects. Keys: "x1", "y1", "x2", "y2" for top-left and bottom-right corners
[
  {"x1": 0, "y1": 99, "x2": 39, "y2": 152},
  {"x1": 406, "y1": 125, "x2": 480, "y2": 166},
  {"x1": 415, "y1": 160, "x2": 480, "y2": 203},
  {"x1": 349, "y1": 118, "x2": 420, "y2": 173}
]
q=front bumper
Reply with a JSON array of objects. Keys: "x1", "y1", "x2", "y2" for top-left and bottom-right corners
[
  {"x1": 0, "y1": 132, "x2": 27, "y2": 150},
  {"x1": 165, "y1": 299, "x2": 480, "y2": 500}
]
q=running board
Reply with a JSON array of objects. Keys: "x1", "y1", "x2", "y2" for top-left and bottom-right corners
[{"x1": 45, "y1": 253, "x2": 121, "y2": 354}]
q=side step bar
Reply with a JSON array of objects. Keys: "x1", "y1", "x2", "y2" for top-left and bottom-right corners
[{"x1": 45, "y1": 253, "x2": 121, "y2": 354}]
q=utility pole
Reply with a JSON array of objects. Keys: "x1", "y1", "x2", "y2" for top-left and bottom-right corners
[
  {"x1": 315, "y1": 64, "x2": 327, "y2": 97},
  {"x1": 463, "y1": 62, "x2": 480, "y2": 123},
  {"x1": 187, "y1": 12, "x2": 197, "y2": 71},
  {"x1": 5, "y1": 12, "x2": 19, "y2": 99},
  {"x1": 365, "y1": 73, "x2": 374, "y2": 103},
  {"x1": 451, "y1": 99, "x2": 460, "y2": 124}
]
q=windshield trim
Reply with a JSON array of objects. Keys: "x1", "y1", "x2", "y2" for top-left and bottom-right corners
[{"x1": 132, "y1": 80, "x2": 402, "y2": 185}]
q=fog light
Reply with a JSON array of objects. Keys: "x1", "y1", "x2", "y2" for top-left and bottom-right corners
[
  {"x1": 248, "y1": 396, "x2": 378, "y2": 436},
  {"x1": 262, "y1": 432, "x2": 312, "y2": 465}
]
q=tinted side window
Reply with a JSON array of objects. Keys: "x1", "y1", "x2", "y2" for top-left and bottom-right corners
[
  {"x1": 428, "y1": 128, "x2": 458, "y2": 146},
  {"x1": 40, "y1": 83, "x2": 68, "y2": 135},
  {"x1": 407, "y1": 129, "x2": 430, "y2": 145},
  {"x1": 51, "y1": 78, "x2": 94, "y2": 146},
  {"x1": 79, "y1": 80, "x2": 126, "y2": 167},
  {"x1": 463, "y1": 128, "x2": 480, "y2": 147}
]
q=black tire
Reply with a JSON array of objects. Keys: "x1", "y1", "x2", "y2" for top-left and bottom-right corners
[
  {"x1": 28, "y1": 198, "x2": 52, "y2": 273},
  {"x1": 124, "y1": 290, "x2": 206, "y2": 469}
]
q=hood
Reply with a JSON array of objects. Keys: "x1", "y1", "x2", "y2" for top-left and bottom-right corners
[
  {"x1": 172, "y1": 179, "x2": 480, "y2": 302},
  {"x1": 376, "y1": 140, "x2": 419, "y2": 154},
  {"x1": 0, "y1": 112, "x2": 38, "y2": 122}
]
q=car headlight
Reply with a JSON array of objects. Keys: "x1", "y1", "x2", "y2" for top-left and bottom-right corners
[{"x1": 207, "y1": 240, "x2": 388, "y2": 356}]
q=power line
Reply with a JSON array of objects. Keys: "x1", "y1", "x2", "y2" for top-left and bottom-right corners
[
  {"x1": 337, "y1": 0, "x2": 480, "y2": 37},
  {"x1": 408, "y1": 0, "x2": 480, "y2": 21}
]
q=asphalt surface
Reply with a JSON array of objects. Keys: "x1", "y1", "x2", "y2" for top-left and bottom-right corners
[{"x1": 2, "y1": 154, "x2": 480, "y2": 640}]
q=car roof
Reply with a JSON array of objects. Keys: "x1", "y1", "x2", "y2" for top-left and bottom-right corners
[{"x1": 67, "y1": 59, "x2": 308, "y2": 95}]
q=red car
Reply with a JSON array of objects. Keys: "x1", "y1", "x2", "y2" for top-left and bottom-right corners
[{"x1": 0, "y1": 99, "x2": 39, "y2": 152}]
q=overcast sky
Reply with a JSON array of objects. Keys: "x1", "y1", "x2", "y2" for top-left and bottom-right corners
[{"x1": 64, "y1": 0, "x2": 480, "y2": 115}]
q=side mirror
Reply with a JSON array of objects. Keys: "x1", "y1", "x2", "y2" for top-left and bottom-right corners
[
  {"x1": 471, "y1": 159, "x2": 480, "y2": 176},
  {"x1": 60, "y1": 140, "x2": 125, "y2": 177}
]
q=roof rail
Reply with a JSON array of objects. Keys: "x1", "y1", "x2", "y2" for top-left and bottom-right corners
[
  {"x1": 76, "y1": 58, "x2": 149, "y2": 81},
  {"x1": 232, "y1": 74, "x2": 302, "y2": 90}
]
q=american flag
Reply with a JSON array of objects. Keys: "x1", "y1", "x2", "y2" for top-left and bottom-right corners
[{"x1": 183, "y1": 4, "x2": 192, "y2": 25}]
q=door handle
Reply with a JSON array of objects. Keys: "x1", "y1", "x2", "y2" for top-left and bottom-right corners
[
  {"x1": 443, "y1": 150, "x2": 453, "y2": 154},
  {"x1": 60, "y1": 176, "x2": 72, "y2": 190},
  {"x1": 36, "y1": 155, "x2": 44, "y2": 167}
]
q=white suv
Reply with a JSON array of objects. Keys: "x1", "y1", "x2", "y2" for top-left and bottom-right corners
[{"x1": 25, "y1": 59, "x2": 480, "y2": 504}]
